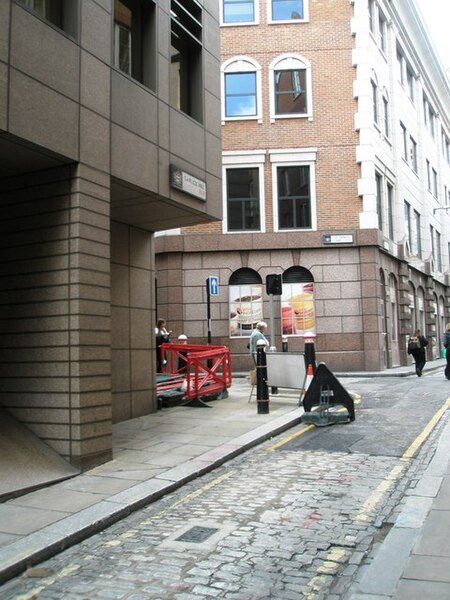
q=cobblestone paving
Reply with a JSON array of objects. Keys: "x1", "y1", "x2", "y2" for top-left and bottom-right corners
[{"x1": 2, "y1": 426, "x2": 427, "y2": 600}]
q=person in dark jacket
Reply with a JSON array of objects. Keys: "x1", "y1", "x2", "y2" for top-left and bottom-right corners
[
  {"x1": 443, "y1": 323, "x2": 450, "y2": 380},
  {"x1": 407, "y1": 328, "x2": 428, "y2": 377}
]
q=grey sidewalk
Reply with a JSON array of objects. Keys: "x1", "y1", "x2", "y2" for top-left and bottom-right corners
[{"x1": 0, "y1": 357, "x2": 448, "y2": 594}]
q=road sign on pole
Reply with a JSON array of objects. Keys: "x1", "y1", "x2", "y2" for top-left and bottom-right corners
[{"x1": 208, "y1": 276, "x2": 219, "y2": 296}]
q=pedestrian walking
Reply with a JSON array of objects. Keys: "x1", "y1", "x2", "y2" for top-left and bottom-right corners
[
  {"x1": 443, "y1": 323, "x2": 450, "y2": 380},
  {"x1": 407, "y1": 328, "x2": 428, "y2": 377},
  {"x1": 249, "y1": 321, "x2": 269, "y2": 361},
  {"x1": 155, "y1": 318, "x2": 172, "y2": 373}
]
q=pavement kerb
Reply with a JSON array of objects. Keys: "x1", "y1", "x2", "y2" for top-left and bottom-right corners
[{"x1": 0, "y1": 407, "x2": 303, "y2": 584}]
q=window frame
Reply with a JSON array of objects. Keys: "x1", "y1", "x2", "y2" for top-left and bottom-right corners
[
  {"x1": 269, "y1": 54, "x2": 312, "y2": 121},
  {"x1": 17, "y1": 0, "x2": 79, "y2": 38},
  {"x1": 222, "y1": 151, "x2": 266, "y2": 234},
  {"x1": 112, "y1": 0, "x2": 156, "y2": 90},
  {"x1": 222, "y1": 57, "x2": 262, "y2": 123},
  {"x1": 170, "y1": 0, "x2": 203, "y2": 122},
  {"x1": 268, "y1": 0, "x2": 309, "y2": 24},
  {"x1": 270, "y1": 148, "x2": 317, "y2": 232},
  {"x1": 220, "y1": 0, "x2": 259, "y2": 26}
]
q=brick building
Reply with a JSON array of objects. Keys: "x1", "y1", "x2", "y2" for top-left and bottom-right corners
[
  {"x1": 156, "y1": 0, "x2": 450, "y2": 373},
  {"x1": 0, "y1": 0, "x2": 221, "y2": 470}
]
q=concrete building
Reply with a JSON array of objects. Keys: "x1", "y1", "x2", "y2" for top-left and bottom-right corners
[
  {"x1": 156, "y1": 0, "x2": 450, "y2": 374},
  {"x1": 0, "y1": 0, "x2": 221, "y2": 471}
]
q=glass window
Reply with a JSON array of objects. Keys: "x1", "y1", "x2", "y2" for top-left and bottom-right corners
[
  {"x1": 271, "y1": 0, "x2": 304, "y2": 21},
  {"x1": 115, "y1": 1, "x2": 132, "y2": 75},
  {"x1": 229, "y1": 270, "x2": 263, "y2": 338},
  {"x1": 426, "y1": 159, "x2": 431, "y2": 191},
  {"x1": 223, "y1": 0, "x2": 254, "y2": 23},
  {"x1": 401, "y1": 128, "x2": 408, "y2": 161},
  {"x1": 432, "y1": 168, "x2": 438, "y2": 197},
  {"x1": 170, "y1": 0, "x2": 203, "y2": 122},
  {"x1": 18, "y1": 0, "x2": 78, "y2": 37},
  {"x1": 406, "y1": 66, "x2": 415, "y2": 102},
  {"x1": 387, "y1": 183, "x2": 394, "y2": 240},
  {"x1": 404, "y1": 200, "x2": 411, "y2": 246},
  {"x1": 375, "y1": 172, "x2": 383, "y2": 231},
  {"x1": 412, "y1": 210, "x2": 421, "y2": 257},
  {"x1": 368, "y1": 0, "x2": 375, "y2": 34},
  {"x1": 378, "y1": 11, "x2": 386, "y2": 52},
  {"x1": 409, "y1": 136, "x2": 417, "y2": 172},
  {"x1": 281, "y1": 267, "x2": 315, "y2": 337},
  {"x1": 372, "y1": 80, "x2": 378, "y2": 124},
  {"x1": 225, "y1": 72, "x2": 257, "y2": 117},
  {"x1": 114, "y1": 0, "x2": 156, "y2": 88},
  {"x1": 382, "y1": 95, "x2": 389, "y2": 137},
  {"x1": 226, "y1": 168, "x2": 261, "y2": 231},
  {"x1": 277, "y1": 165, "x2": 311, "y2": 229},
  {"x1": 274, "y1": 69, "x2": 306, "y2": 115}
]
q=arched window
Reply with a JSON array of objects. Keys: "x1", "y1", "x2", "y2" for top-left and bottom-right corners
[
  {"x1": 222, "y1": 57, "x2": 262, "y2": 122},
  {"x1": 229, "y1": 268, "x2": 263, "y2": 337},
  {"x1": 281, "y1": 267, "x2": 315, "y2": 336},
  {"x1": 269, "y1": 54, "x2": 312, "y2": 121}
]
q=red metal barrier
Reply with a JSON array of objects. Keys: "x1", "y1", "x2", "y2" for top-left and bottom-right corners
[{"x1": 159, "y1": 343, "x2": 232, "y2": 405}]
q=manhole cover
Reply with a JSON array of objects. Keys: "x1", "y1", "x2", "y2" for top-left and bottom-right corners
[{"x1": 175, "y1": 526, "x2": 219, "y2": 544}]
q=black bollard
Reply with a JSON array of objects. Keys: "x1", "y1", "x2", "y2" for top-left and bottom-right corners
[
  {"x1": 304, "y1": 334, "x2": 317, "y2": 374},
  {"x1": 256, "y1": 341, "x2": 269, "y2": 414}
]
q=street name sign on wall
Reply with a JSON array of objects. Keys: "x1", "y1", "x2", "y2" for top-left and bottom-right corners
[{"x1": 170, "y1": 165, "x2": 207, "y2": 201}]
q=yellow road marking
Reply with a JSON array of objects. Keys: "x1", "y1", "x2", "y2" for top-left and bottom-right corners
[
  {"x1": 402, "y1": 397, "x2": 450, "y2": 459},
  {"x1": 267, "y1": 424, "x2": 316, "y2": 451},
  {"x1": 355, "y1": 463, "x2": 405, "y2": 523},
  {"x1": 14, "y1": 564, "x2": 80, "y2": 600}
]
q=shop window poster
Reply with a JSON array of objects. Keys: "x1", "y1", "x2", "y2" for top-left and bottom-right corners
[
  {"x1": 229, "y1": 284, "x2": 263, "y2": 337},
  {"x1": 281, "y1": 282, "x2": 316, "y2": 336}
]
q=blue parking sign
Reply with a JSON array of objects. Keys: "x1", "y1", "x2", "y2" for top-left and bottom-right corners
[{"x1": 208, "y1": 276, "x2": 219, "y2": 296}]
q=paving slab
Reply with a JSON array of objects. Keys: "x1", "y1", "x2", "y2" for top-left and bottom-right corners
[
  {"x1": 412, "y1": 509, "x2": 450, "y2": 556},
  {"x1": 394, "y1": 579, "x2": 450, "y2": 600},
  {"x1": 402, "y1": 554, "x2": 450, "y2": 583}
]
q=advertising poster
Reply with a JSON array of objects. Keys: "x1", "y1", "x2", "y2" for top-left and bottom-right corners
[
  {"x1": 229, "y1": 284, "x2": 263, "y2": 337},
  {"x1": 281, "y1": 281, "x2": 316, "y2": 336}
]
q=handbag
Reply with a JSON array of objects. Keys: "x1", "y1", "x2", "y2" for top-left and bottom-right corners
[{"x1": 248, "y1": 368, "x2": 257, "y2": 385}]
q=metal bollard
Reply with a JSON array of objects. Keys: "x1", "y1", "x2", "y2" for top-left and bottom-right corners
[
  {"x1": 282, "y1": 335, "x2": 288, "y2": 353},
  {"x1": 256, "y1": 340, "x2": 269, "y2": 414},
  {"x1": 304, "y1": 333, "x2": 317, "y2": 374}
]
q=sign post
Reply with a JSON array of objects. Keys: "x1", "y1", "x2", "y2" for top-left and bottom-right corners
[{"x1": 206, "y1": 276, "x2": 219, "y2": 345}]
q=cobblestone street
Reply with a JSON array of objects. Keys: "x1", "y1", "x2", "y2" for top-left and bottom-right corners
[{"x1": 3, "y1": 407, "x2": 444, "y2": 600}]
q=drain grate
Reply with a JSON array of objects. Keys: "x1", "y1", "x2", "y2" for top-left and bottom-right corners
[{"x1": 175, "y1": 526, "x2": 219, "y2": 544}]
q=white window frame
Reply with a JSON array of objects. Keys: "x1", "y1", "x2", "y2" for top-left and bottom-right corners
[
  {"x1": 269, "y1": 148, "x2": 317, "y2": 232},
  {"x1": 269, "y1": 54, "x2": 312, "y2": 122},
  {"x1": 220, "y1": 0, "x2": 259, "y2": 27},
  {"x1": 268, "y1": 0, "x2": 309, "y2": 24},
  {"x1": 221, "y1": 56, "x2": 262, "y2": 123},
  {"x1": 222, "y1": 151, "x2": 266, "y2": 234}
]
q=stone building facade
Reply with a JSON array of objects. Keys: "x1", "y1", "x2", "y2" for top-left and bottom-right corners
[
  {"x1": 155, "y1": 0, "x2": 450, "y2": 374},
  {"x1": 0, "y1": 0, "x2": 221, "y2": 469}
]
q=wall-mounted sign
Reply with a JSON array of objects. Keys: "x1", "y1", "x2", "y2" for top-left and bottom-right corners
[
  {"x1": 170, "y1": 165, "x2": 206, "y2": 201},
  {"x1": 323, "y1": 234, "x2": 354, "y2": 245}
]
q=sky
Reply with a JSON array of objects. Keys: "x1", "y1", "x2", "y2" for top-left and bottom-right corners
[{"x1": 414, "y1": 0, "x2": 450, "y2": 73}]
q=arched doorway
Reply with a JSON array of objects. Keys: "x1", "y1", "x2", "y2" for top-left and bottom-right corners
[{"x1": 389, "y1": 273, "x2": 400, "y2": 366}]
